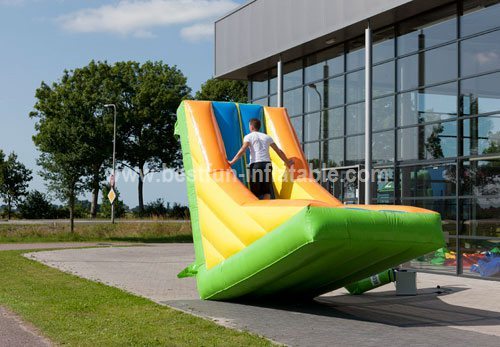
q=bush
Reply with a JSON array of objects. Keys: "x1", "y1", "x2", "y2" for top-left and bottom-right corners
[
  {"x1": 18, "y1": 191, "x2": 56, "y2": 219},
  {"x1": 132, "y1": 200, "x2": 189, "y2": 219},
  {"x1": 168, "y1": 202, "x2": 190, "y2": 219},
  {"x1": 143, "y1": 199, "x2": 168, "y2": 218}
]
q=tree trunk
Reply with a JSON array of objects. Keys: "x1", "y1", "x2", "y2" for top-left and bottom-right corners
[
  {"x1": 69, "y1": 191, "x2": 75, "y2": 233},
  {"x1": 138, "y1": 166, "x2": 144, "y2": 214},
  {"x1": 90, "y1": 174, "x2": 100, "y2": 219},
  {"x1": 7, "y1": 196, "x2": 11, "y2": 220}
]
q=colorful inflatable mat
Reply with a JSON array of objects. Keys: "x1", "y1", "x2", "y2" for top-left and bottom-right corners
[{"x1": 175, "y1": 100, "x2": 445, "y2": 300}]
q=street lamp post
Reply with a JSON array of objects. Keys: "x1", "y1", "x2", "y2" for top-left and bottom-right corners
[
  {"x1": 104, "y1": 104, "x2": 117, "y2": 224},
  {"x1": 307, "y1": 84, "x2": 323, "y2": 166}
]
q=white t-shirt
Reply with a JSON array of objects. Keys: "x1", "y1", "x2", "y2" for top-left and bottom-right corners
[{"x1": 243, "y1": 132, "x2": 274, "y2": 164}]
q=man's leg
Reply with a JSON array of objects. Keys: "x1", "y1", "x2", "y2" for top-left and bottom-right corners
[{"x1": 262, "y1": 194, "x2": 271, "y2": 200}]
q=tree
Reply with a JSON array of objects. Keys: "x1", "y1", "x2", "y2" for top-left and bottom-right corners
[
  {"x1": 117, "y1": 61, "x2": 190, "y2": 213},
  {"x1": 31, "y1": 61, "x2": 116, "y2": 219},
  {"x1": 31, "y1": 78, "x2": 91, "y2": 231},
  {"x1": 195, "y1": 78, "x2": 247, "y2": 103},
  {"x1": 0, "y1": 152, "x2": 32, "y2": 219},
  {"x1": 18, "y1": 190, "x2": 55, "y2": 219}
]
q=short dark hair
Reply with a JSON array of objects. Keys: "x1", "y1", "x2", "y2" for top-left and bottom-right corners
[{"x1": 249, "y1": 118, "x2": 261, "y2": 131}]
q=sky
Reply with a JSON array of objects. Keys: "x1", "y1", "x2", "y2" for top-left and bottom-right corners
[{"x1": 0, "y1": 0, "x2": 244, "y2": 208}]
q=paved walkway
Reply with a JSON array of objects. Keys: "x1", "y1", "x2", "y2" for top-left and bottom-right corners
[
  {"x1": 26, "y1": 244, "x2": 500, "y2": 346},
  {"x1": 0, "y1": 307, "x2": 51, "y2": 347},
  {"x1": 0, "y1": 242, "x2": 137, "y2": 251}
]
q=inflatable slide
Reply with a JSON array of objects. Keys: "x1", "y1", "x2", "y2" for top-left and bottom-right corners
[{"x1": 175, "y1": 100, "x2": 445, "y2": 300}]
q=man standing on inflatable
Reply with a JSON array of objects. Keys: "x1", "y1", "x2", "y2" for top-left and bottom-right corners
[{"x1": 229, "y1": 118, "x2": 294, "y2": 200}]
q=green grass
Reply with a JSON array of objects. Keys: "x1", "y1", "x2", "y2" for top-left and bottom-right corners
[
  {"x1": 0, "y1": 221, "x2": 193, "y2": 243},
  {"x1": 0, "y1": 250, "x2": 272, "y2": 346}
]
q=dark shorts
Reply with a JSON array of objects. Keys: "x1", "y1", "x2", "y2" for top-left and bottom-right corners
[{"x1": 249, "y1": 161, "x2": 273, "y2": 198}]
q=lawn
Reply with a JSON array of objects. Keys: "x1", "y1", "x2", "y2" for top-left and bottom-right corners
[
  {"x1": 0, "y1": 250, "x2": 272, "y2": 346},
  {"x1": 0, "y1": 221, "x2": 193, "y2": 243}
]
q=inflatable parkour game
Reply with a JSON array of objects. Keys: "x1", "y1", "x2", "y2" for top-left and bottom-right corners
[{"x1": 175, "y1": 100, "x2": 445, "y2": 300}]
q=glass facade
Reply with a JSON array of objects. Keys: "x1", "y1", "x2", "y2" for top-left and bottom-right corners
[{"x1": 250, "y1": 0, "x2": 500, "y2": 279}]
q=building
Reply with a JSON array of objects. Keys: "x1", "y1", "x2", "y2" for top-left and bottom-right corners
[{"x1": 214, "y1": 0, "x2": 500, "y2": 279}]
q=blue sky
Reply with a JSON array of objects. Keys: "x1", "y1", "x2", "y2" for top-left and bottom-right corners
[{"x1": 0, "y1": 0, "x2": 243, "y2": 208}]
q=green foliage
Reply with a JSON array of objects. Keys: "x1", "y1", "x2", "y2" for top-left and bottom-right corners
[
  {"x1": 100, "y1": 184, "x2": 127, "y2": 218},
  {"x1": 30, "y1": 61, "x2": 119, "y2": 225},
  {"x1": 30, "y1": 60, "x2": 190, "y2": 223},
  {"x1": 132, "y1": 199, "x2": 189, "y2": 219},
  {"x1": 0, "y1": 221, "x2": 192, "y2": 243},
  {"x1": 195, "y1": 78, "x2": 248, "y2": 103},
  {"x1": 18, "y1": 190, "x2": 55, "y2": 219},
  {"x1": 143, "y1": 198, "x2": 168, "y2": 217},
  {"x1": 0, "y1": 152, "x2": 33, "y2": 219},
  {"x1": 116, "y1": 61, "x2": 191, "y2": 212}
]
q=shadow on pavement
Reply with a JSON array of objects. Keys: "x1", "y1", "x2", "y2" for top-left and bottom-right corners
[{"x1": 246, "y1": 286, "x2": 500, "y2": 328}]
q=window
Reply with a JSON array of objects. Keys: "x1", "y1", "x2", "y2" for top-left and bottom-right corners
[
  {"x1": 397, "y1": 44, "x2": 457, "y2": 91},
  {"x1": 346, "y1": 38, "x2": 365, "y2": 71},
  {"x1": 252, "y1": 97, "x2": 268, "y2": 106},
  {"x1": 461, "y1": 1, "x2": 500, "y2": 36},
  {"x1": 399, "y1": 164, "x2": 456, "y2": 198},
  {"x1": 283, "y1": 88, "x2": 303, "y2": 116},
  {"x1": 461, "y1": 203, "x2": 500, "y2": 237},
  {"x1": 398, "y1": 83, "x2": 457, "y2": 126},
  {"x1": 462, "y1": 158, "x2": 500, "y2": 196},
  {"x1": 397, "y1": 54, "x2": 418, "y2": 91},
  {"x1": 269, "y1": 94, "x2": 277, "y2": 107},
  {"x1": 463, "y1": 115, "x2": 500, "y2": 156},
  {"x1": 283, "y1": 59, "x2": 303, "y2": 90},
  {"x1": 459, "y1": 239, "x2": 500, "y2": 277},
  {"x1": 346, "y1": 102, "x2": 365, "y2": 135},
  {"x1": 269, "y1": 68, "x2": 277, "y2": 95},
  {"x1": 326, "y1": 138, "x2": 344, "y2": 167},
  {"x1": 373, "y1": 27, "x2": 395, "y2": 63},
  {"x1": 461, "y1": 30, "x2": 500, "y2": 77},
  {"x1": 304, "y1": 142, "x2": 320, "y2": 169},
  {"x1": 291, "y1": 116, "x2": 303, "y2": 143},
  {"x1": 373, "y1": 130, "x2": 395, "y2": 164},
  {"x1": 326, "y1": 107, "x2": 344, "y2": 138},
  {"x1": 372, "y1": 168, "x2": 395, "y2": 203},
  {"x1": 461, "y1": 72, "x2": 500, "y2": 116},
  {"x1": 346, "y1": 70, "x2": 365, "y2": 103},
  {"x1": 328, "y1": 76, "x2": 345, "y2": 108},
  {"x1": 398, "y1": 121, "x2": 457, "y2": 160},
  {"x1": 304, "y1": 112, "x2": 320, "y2": 142},
  {"x1": 304, "y1": 46, "x2": 344, "y2": 83},
  {"x1": 373, "y1": 61, "x2": 395, "y2": 97},
  {"x1": 304, "y1": 82, "x2": 324, "y2": 113},
  {"x1": 251, "y1": 71, "x2": 268, "y2": 99},
  {"x1": 423, "y1": 43, "x2": 457, "y2": 85},
  {"x1": 373, "y1": 96, "x2": 395, "y2": 131},
  {"x1": 397, "y1": 5, "x2": 456, "y2": 55},
  {"x1": 346, "y1": 135, "x2": 365, "y2": 164}
]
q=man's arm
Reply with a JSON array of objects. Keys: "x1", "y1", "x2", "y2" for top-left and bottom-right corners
[
  {"x1": 228, "y1": 142, "x2": 250, "y2": 166},
  {"x1": 270, "y1": 143, "x2": 294, "y2": 167}
]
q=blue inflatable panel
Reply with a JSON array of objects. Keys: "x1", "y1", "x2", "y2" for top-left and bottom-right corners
[
  {"x1": 239, "y1": 104, "x2": 265, "y2": 135},
  {"x1": 211, "y1": 102, "x2": 246, "y2": 183}
]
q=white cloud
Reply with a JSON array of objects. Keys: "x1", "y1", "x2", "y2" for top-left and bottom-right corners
[
  {"x1": 180, "y1": 22, "x2": 213, "y2": 42},
  {"x1": 57, "y1": 0, "x2": 238, "y2": 40}
]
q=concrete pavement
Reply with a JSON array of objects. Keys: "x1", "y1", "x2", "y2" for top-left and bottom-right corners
[
  {"x1": 26, "y1": 244, "x2": 500, "y2": 346},
  {"x1": 0, "y1": 307, "x2": 51, "y2": 347},
  {"x1": 0, "y1": 242, "x2": 137, "y2": 251}
]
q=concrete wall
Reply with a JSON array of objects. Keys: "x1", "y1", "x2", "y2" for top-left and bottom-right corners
[{"x1": 215, "y1": 0, "x2": 450, "y2": 79}]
